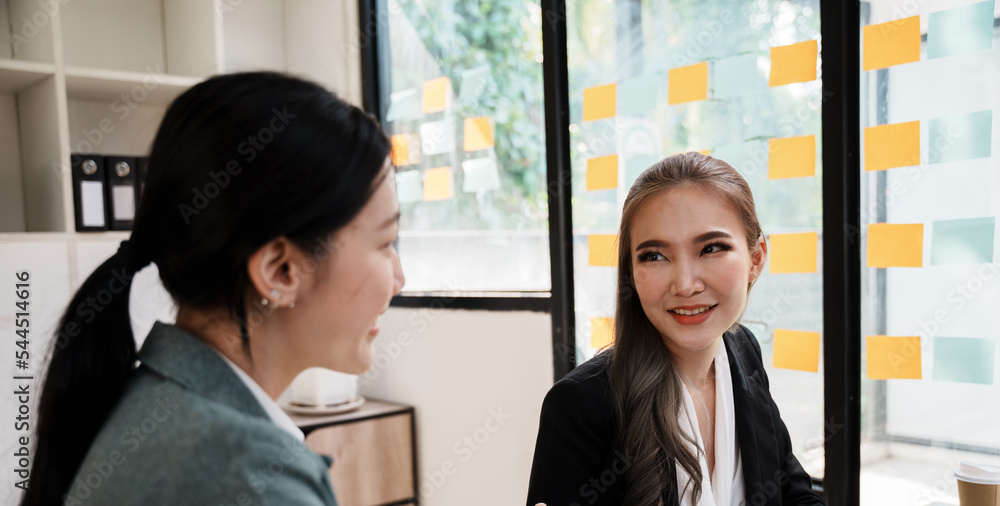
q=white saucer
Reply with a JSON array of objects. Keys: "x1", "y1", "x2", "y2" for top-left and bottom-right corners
[{"x1": 281, "y1": 396, "x2": 366, "y2": 416}]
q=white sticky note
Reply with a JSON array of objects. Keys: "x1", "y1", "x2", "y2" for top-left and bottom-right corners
[
  {"x1": 395, "y1": 171, "x2": 423, "y2": 203},
  {"x1": 386, "y1": 88, "x2": 420, "y2": 122},
  {"x1": 458, "y1": 66, "x2": 492, "y2": 105},
  {"x1": 462, "y1": 157, "x2": 501, "y2": 192},
  {"x1": 419, "y1": 120, "x2": 455, "y2": 155},
  {"x1": 112, "y1": 185, "x2": 136, "y2": 221},
  {"x1": 81, "y1": 181, "x2": 106, "y2": 227}
]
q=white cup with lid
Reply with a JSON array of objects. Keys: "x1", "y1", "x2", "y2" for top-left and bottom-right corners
[
  {"x1": 290, "y1": 367, "x2": 358, "y2": 407},
  {"x1": 956, "y1": 461, "x2": 1000, "y2": 506}
]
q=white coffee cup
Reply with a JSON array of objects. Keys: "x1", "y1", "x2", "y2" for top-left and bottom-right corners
[
  {"x1": 956, "y1": 461, "x2": 1000, "y2": 506},
  {"x1": 290, "y1": 368, "x2": 358, "y2": 406}
]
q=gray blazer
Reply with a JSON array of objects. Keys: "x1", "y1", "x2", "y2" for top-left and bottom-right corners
[{"x1": 64, "y1": 322, "x2": 338, "y2": 505}]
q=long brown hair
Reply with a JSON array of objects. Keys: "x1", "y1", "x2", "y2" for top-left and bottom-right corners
[{"x1": 609, "y1": 152, "x2": 763, "y2": 504}]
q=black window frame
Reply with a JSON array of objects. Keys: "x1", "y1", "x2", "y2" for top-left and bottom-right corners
[
  {"x1": 358, "y1": 0, "x2": 577, "y2": 380},
  {"x1": 359, "y1": 0, "x2": 865, "y2": 502}
]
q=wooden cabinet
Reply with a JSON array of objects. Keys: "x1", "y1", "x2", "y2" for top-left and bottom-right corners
[{"x1": 291, "y1": 400, "x2": 419, "y2": 506}]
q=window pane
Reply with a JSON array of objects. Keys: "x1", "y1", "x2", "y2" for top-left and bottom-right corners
[
  {"x1": 380, "y1": 0, "x2": 549, "y2": 292},
  {"x1": 568, "y1": 0, "x2": 824, "y2": 477},
  {"x1": 860, "y1": 1, "x2": 1000, "y2": 504}
]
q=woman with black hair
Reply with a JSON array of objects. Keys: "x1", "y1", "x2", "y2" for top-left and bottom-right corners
[{"x1": 22, "y1": 72, "x2": 404, "y2": 505}]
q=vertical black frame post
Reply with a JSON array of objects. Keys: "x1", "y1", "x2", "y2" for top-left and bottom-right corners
[
  {"x1": 359, "y1": 0, "x2": 390, "y2": 120},
  {"x1": 821, "y1": 0, "x2": 862, "y2": 504},
  {"x1": 541, "y1": 0, "x2": 576, "y2": 380},
  {"x1": 359, "y1": 0, "x2": 575, "y2": 375}
]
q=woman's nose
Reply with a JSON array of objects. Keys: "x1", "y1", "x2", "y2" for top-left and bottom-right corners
[
  {"x1": 392, "y1": 251, "x2": 406, "y2": 294},
  {"x1": 670, "y1": 258, "x2": 703, "y2": 297}
]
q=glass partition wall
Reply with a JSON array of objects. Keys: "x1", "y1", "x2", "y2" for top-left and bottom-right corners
[
  {"x1": 859, "y1": 1, "x2": 1000, "y2": 504},
  {"x1": 365, "y1": 0, "x2": 1000, "y2": 502},
  {"x1": 566, "y1": 0, "x2": 826, "y2": 479},
  {"x1": 377, "y1": 0, "x2": 549, "y2": 293}
]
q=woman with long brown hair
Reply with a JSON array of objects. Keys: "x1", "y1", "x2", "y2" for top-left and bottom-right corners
[{"x1": 527, "y1": 152, "x2": 824, "y2": 505}]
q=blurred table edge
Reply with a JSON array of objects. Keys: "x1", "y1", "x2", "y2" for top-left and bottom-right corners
[{"x1": 288, "y1": 398, "x2": 414, "y2": 435}]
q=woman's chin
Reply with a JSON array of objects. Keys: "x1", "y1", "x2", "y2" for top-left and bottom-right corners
[{"x1": 339, "y1": 361, "x2": 369, "y2": 376}]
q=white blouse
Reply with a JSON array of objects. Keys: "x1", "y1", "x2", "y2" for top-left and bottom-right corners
[
  {"x1": 675, "y1": 342, "x2": 746, "y2": 506},
  {"x1": 214, "y1": 350, "x2": 305, "y2": 443}
]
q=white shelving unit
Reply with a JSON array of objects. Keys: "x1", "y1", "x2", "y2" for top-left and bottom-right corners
[
  {"x1": 0, "y1": 0, "x2": 362, "y2": 234},
  {"x1": 0, "y1": 2, "x2": 362, "y2": 496}
]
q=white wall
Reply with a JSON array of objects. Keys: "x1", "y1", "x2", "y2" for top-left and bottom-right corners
[
  {"x1": 0, "y1": 237, "x2": 556, "y2": 505},
  {"x1": 361, "y1": 307, "x2": 553, "y2": 506},
  {"x1": 0, "y1": 234, "x2": 175, "y2": 503},
  {"x1": 0, "y1": 4, "x2": 556, "y2": 503}
]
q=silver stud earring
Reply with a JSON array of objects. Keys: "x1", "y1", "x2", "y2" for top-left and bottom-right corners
[
  {"x1": 270, "y1": 289, "x2": 280, "y2": 299},
  {"x1": 260, "y1": 298, "x2": 269, "y2": 306}
]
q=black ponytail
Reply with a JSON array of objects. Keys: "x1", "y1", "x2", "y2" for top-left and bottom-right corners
[
  {"x1": 22, "y1": 72, "x2": 390, "y2": 505},
  {"x1": 23, "y1": 241, "x2": 150, "y2": 505}
]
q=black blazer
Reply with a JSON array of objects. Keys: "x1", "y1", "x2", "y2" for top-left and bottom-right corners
[{"x1": 526, "y1": 325, "x2": 825, "y2": 506}]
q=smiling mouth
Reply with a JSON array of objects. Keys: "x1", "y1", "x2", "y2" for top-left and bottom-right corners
[{"x1": 669, "y1": 304, "x2": 718, "y2": 316}]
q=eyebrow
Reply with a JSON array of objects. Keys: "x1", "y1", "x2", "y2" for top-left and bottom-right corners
[
  {"x1": 634, "y1": 230, "x2": 733, "y2": 251},
  {"x1": 380, "y1": 211, "x2": 401, "y2": 229}
]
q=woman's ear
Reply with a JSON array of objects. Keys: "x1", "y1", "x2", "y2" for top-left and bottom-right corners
[
  {"x1": 247, "y1": 237, "x2": 304, "y2": 308},
  {"x1": 749, "y1": 234, "x2": 768, "y2": 284}
]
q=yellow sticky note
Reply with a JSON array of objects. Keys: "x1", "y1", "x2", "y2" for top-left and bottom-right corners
[
  {"x1": 423, "y1": 166, "x2": 454, "y2": 201},
  {"x1": 390, "y1": 133, "x2": 422, "y2": 167},
  {"x1": 391, "y1": 134, "x2": 410, "y2": 167},
  {"x1": 586, "y1": 155, "x2": 618, "y2": 191},
  {"x1": 866, "y1": 335, "x2": 922, "y2": 380},
  {"x1": 867, "y1": 223, "x2": 923, "y2": 267},
  {"x1": 863, "y1": 16, "x2": 921, "y2": 71},
  {"x1": 864, "y1": 121, "x2": 920, "y2": 171},
  {"x1": 769, "y1": 40, "x2": 818, "y2": 86},
  {"x1": 588, "y1": 234, "x2": 618, "y2": 267},
  {"x1": 668, "y1": 62, "x2": 709, "y2": 105},
  {"x1": 769, "y1": 232, "x2": 818, "y2": 273},
  {"x1": 768, "y1": 135, "x2": 815, "y2": 179},
  {"x1": 773, "y1": 329, "x2": 821, "y2": 373},
  {"x1": 591, "y1": 317, "x2": 614, "y2": 348},
  {"x1": 463, "y1": 116, "x2": 494, "y2": 151},
  {"x1": 583, "y1": 83, "x2": 616, "y2": 121},
  {"x1": 422, "y1": 76, "x2": 451, "y2": 114}
]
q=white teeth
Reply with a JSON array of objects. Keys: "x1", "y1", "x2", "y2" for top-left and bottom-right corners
[{"x1": 671, "y1": 306, "x2": 712, "y2": 316}]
